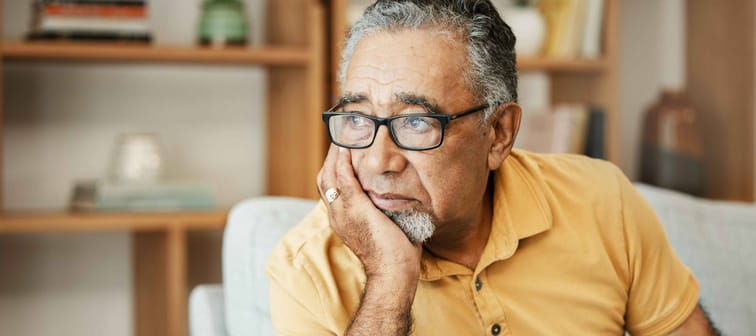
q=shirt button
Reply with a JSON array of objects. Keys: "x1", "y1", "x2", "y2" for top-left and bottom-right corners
[
  {"x1": 491, "y1": 323, "x2": 501, "y2": 335},
  {"x1": 475, "y1": 278, "x2": 482, "y2": 291}
]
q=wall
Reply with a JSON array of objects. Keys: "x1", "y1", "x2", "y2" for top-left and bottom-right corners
[
  {"x1": 618, "y1": 0, "x2": 686, "y2": 179},
  {"x1": 1, "y1": 0, "x2": 267, "y2": 335}
]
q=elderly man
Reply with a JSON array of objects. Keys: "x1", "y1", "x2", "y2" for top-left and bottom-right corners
[{"x1": 267, "y1": 0, "x2": 718, "y2": 335}]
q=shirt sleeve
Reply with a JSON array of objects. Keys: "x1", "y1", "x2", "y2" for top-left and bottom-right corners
[
  {"x1": 267, "y1": 252, "x2": 335, "y2": 335},
  {"x1": 618, "y1": 170, "x2": 700, "y2": 335}
]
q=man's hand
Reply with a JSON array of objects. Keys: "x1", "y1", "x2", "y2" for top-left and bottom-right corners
[
  {"x1": 317, "y1": 144, "x2": 422, "y2": 278},
  {"x1": 317, "y1": 144, "x2": 422, "y2": 335}
]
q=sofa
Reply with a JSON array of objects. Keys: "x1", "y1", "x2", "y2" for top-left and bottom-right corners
[{"x1": 189, "y1": 184, "x2": 756, "y2": 336}]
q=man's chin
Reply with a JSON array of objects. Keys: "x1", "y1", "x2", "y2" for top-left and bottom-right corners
[{"x1": 381, "y1": 209, "x2": 436, "y2": 244}]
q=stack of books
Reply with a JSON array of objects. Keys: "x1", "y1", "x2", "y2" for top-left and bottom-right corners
[
  {"x1": 539, "y1": 0, "x2": 605, "y2": 59},
  {"x1": 516, "y1": 103, "x2": 606, "y2": 159},
  {"x1": 70, "y1": 180, "x2": 216, "y2": 212},
  {"x1": 28, "y1": 0, "x2": 151, "y2": 42}
]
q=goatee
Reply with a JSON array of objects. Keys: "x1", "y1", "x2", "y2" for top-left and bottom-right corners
[{"x1": 381, "y1": 209, "x2": 436, "y2": 244}]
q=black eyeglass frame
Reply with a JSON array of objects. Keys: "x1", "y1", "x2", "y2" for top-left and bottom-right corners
[{"x1": 322, "y1": 103, "x2": 491, "y2": 151}]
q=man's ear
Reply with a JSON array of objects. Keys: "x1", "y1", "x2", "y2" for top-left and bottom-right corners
[{"x1": 487, "y1": 102, "x2": 522, "y2": 171}]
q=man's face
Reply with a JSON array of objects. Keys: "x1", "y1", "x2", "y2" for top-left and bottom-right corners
[{"x1": 342, "y1": 29, "x2": 496, "y2": 238}]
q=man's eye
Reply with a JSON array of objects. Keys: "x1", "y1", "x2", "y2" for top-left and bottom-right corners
[
  {"x1": 403, "y1": 117, "x2": 433, "y2": 132},
  {"x1": 346, "y1": 115, "x2": 370, "y2": 127}
]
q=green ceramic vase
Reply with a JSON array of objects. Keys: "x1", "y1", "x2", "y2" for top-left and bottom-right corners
[{"x1": 198, "y1": 0, "x2": 248, "y2": 46}]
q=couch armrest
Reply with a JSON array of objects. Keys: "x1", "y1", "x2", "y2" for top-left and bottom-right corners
[
  {"x1": 223, "y1": 197, "x2": 317, "y2": 336},
  {"x1": 189, "y1": 284, "x2": 227, "y2": 336}
]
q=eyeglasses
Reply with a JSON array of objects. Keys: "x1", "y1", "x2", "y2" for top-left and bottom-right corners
[{"x1": 322, "y1": 103, "x2": 490, "y2": 151}]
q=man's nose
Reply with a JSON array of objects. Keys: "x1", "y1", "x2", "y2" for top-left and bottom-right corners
[{"x1": 361, "y1": 126, "x2": 408, "y2": 175}]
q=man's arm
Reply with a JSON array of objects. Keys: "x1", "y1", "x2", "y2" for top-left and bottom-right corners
[
  {"x1": 346, "y1": 274, "x2": 418, "y2": 335},
  {"x1": 318, "y1": 145, "x2": 422, "y2": 335},
  {"x1": 667, "y1": 304, "x2": 721, "y2": 336}
]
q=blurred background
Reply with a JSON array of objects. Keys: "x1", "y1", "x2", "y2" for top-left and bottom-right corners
[{"x1": 0, "y1": 0, "x2": 754, "y2": 335}]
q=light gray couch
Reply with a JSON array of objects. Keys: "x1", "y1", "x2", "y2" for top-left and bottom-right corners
[{"x1": 189, "y1": 184, "x2": 756, "y2": 336}]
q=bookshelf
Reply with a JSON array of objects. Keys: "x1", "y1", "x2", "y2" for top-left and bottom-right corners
[
  {"x1": 329, "y1": 0, "x2": 620, "y2": 164},
  {"x1": 0, "y1": 1, "x2": 328, "y2": 336}
]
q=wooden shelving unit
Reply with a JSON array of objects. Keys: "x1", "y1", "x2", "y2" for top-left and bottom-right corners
[
  {"x1": 0, "y1": 210, "x2": 226, "y2": 336},
  {"x1": 0, "y1": 1, "x2": 328, "y2": 336}
]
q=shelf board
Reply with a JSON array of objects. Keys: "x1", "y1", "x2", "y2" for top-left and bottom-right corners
[
  {"x1": 518, "y1": 57, "x2": 606, "y2": 72},
  {"x1": 0, "y1": 41, "x2": 605, "y2": 72},
  {"x1": 0, "y1": 210, "x2": 227, "y2": 233},
  {"x1": 0, "y1": 41, "x2": 606, "y2": 72},
  {"x1": 0, "y1": 40, "x2": 310, "y2": 66}
]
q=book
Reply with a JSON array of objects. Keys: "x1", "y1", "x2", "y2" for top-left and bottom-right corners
[
  {"x1": 70, "y1": 180, "x2": 216, "y2": 212},
  {"x1": 43, "y1": 3, "x2": 147, "y2": 18},
  {"x1": 583, "y1": 106, "x2": 606, "y2": 159},
  {"x1": 516, "y1": 103, "x2": 589, "y2": 154},
  {"x1": 540, "y1": 0, "x2": 570, "y2": 57},
  {"x1": 581, "y1": 0, "x2": 605, "y2": 59},
  {"x1": 28, "y1": 31, "x2": 151, "y2": 41},
  {"x1": 558, "y1": 0, "x2": 588, "y2": 58},
  {"x1": 515, "y1": 109, "x2": 557, "y2": 154},
  {"x1": 551, "y1": 103, "x2": 589, "y2": 153},
  {"x1": 40, "y1": 0, "x2": 146, "y2": 4},
  {"x1": 540, "y1": 0, "x2": 605, "y2": 58},
  {"x1": 39, "y1": 17, "x2": 149, "y2": 33},
  {"x1": 29, "y1": 0, "x2": 151, "y2": 41}
]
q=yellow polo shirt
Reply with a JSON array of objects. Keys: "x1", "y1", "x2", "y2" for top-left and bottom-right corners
[{"x1": 266, "y1": 150, "x2": 699, "y2": 335}]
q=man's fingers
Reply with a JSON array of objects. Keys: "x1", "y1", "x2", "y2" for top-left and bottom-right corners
[
  {"x1": 317, "y1": 144, "x2": 340, "y2": 200},
  {"x1": 334, "y1": 147, "x2": 367, "y2": 204}
]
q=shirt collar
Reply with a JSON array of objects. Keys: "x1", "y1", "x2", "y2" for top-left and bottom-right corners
[{"x1": 420, "y1": 150, "x2": 554, "y2": 281}]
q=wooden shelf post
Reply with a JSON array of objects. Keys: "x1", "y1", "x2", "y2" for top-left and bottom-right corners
[
  {"x1": 132, "y1": 227, "x2": 188, "y2": 336},
  {"x1": 266, "y1": 0, "x2": 328, "y2": 198}
]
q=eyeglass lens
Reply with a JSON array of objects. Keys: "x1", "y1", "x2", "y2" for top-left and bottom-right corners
[{"x1": 328, "y1": 114, "x2": 443, "y2": 149}]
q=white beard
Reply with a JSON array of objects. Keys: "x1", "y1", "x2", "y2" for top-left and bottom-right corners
[{"x1": 382, "y1": 209, "x2": 436, "y2": 244}]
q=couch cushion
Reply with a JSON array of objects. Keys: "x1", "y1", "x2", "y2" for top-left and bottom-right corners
[
  {"x1": 634, "y1": 183, "x2": 756, "y2": 335},
  {"x1": 222, "y1": 197, "x2": 317, "y2": 336}
]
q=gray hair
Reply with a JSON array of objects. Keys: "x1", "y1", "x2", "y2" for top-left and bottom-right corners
[{"x1": 339, "y1": 0, "x2": 518, "y2": 120}]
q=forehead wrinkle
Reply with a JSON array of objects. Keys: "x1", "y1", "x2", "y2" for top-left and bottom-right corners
[
  {"x1": 349, "y1": 63, "x2": 428, "y2": 87},
  {"x1": 344, "y1": 31, "x2": 471, "y2": 116}
]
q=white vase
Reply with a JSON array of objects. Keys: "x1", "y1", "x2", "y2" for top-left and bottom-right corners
[{"x1": 498, "y1": 6, "x2": 546, "y2": 57}]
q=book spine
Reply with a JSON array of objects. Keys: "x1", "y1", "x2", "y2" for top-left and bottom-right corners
[
  {"x1": 42, "y1": 0, "x2": 146, "y2": 5},
  {"x1": 44, "y1": 3, "x2": 147, "y2": 18},
  {"x1": 28, "y1": 31, "x2": 151, "y2": 42},
  {"x1": 581, "y1": 0, "x2": 605, "y2": 58},
  {"x1": 584, "y1": 106, "x2": 606, "y2": 159},
  {"x1": 40, "y1": 17, "x2": 150, "y2": 33}
]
